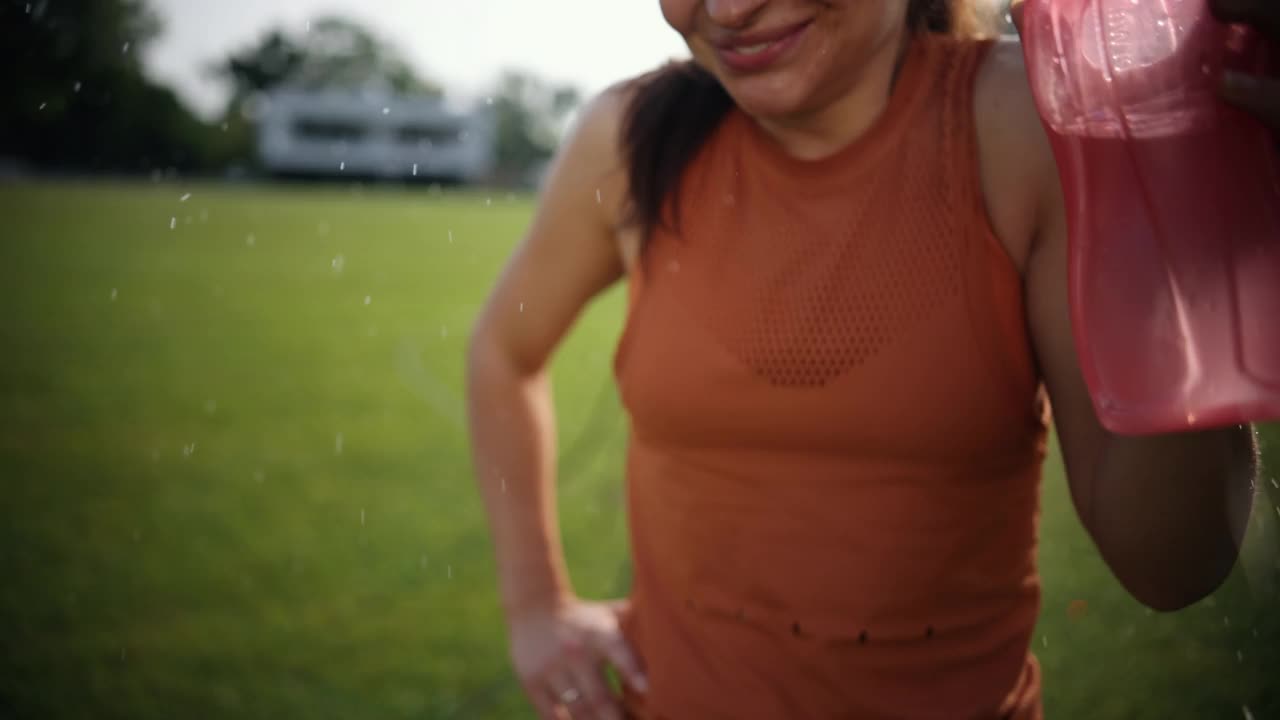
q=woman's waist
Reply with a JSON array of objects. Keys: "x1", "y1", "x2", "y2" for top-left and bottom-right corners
[
  {"x1": 620, "y1": 570, "x2": 1042, "y2": 719},
  {"x1": 628, "y1": 526, "x2": 1040, "y2": 649}
]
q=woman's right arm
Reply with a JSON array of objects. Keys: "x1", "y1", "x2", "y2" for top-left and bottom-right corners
[{"x1": 466, "y1": 85, "x2": 643, "y2": 719}]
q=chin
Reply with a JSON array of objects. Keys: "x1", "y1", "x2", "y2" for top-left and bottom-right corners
[
  {"x1": 730, "y1": 89, "x2": 808, "y2": 120},
  {"x1": 691, "y1": 36, "x2": 832, "y2": 122},
  {"x1": 720, "y1": 71, "x2": 824, "y2": 121}
]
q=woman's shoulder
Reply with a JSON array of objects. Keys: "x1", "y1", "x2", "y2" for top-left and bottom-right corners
[
  {"x1": 535, "y1": 78, "x2": 645, "y2": 233},
  {"x1": 559, "y1": 79, "x2": 638, "y2": 173},
  {"x1": 971, "y1": 37, "x2": 1061, "y2": 271},
  {"x1": 972, "y1": 37, "x2": 1056, "y2": 180},
  {"x1": 558, "y1": 62, "x2": 728, "y2": 234}
]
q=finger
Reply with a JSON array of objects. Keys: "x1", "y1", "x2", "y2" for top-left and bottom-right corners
[
  {"x1": 527, "y1": 681, "x2": 570, "y2": 720},
  {"x1": 597, "y1": 629, "x2": 648, "y2": 694},
  {"x1": 546, "y1": 669, "x2": 589, "y2": 719},
  {"x1": 1221, "y1": 71, "x2": 1280, "y2": 132},
  {"x1": 1209, "y1": 0, "x2": 1280, "y2": 41},
  {"x1": 1008, "y1": 0, "x2": 1027, "y2": 37},
  {"x1": 565, "y1": 656, "x2": 623, "y2": 720}
]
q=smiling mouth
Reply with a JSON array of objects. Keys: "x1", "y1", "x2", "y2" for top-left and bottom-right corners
[
  {"x1": 734, "y1": 42, "x2": 776, "y2": 55},
  {"x1": 714, "y1": 21, "x2": 812, "y2": 72}
]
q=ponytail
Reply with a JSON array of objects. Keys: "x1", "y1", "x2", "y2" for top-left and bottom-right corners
[{"x1": 622, "y1": 60, "x2": 733, "y2": 237}]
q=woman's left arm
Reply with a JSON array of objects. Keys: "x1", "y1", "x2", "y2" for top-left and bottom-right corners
[
  {"x1": 999, "y1": 0, "x2": 1277, "y2": 610},
  {"x1": 1024, "y1": 190, "x2": 1259, "y2": 612},
  {"x1": 1008, "y1": 0, "x2": 1272, "y2": 614}
]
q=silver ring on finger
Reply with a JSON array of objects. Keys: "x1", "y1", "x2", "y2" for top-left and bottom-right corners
[{"x1": 559, "y1": 687, "x2": 582, "y2": 705}]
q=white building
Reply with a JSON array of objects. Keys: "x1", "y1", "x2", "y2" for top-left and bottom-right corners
[{"x1": 255, "y1": 89, "x2": 495, "y2": 183}]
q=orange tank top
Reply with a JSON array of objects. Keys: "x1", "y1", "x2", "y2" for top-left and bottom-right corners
[{"x1": 614, "y1": 35, "x2": 1050, "y2": 720}]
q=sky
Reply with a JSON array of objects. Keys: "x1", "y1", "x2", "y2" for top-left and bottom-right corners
[{"x1": 145, "y1": 0, "x2": 692, "y2": 119}]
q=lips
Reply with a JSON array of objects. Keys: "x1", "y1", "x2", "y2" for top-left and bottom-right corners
[{"x1": 714, "y1": 20, "x2": 812, "y2": 73}]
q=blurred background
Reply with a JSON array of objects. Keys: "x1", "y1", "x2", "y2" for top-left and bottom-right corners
[{"x1": 1, "y1": 0, "x2": 1277, "y2": 718}]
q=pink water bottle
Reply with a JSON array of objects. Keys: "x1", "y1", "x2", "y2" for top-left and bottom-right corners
[{"x1": 1020, "y1": 0, "x2": 1280, "y2": 435}]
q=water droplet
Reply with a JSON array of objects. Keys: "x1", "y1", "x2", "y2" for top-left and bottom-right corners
[
  {"x1": 485, "y1": 97, "x2": 494, "y2": 105},
  {"x1": 245, "y1": 233, "x2": 256, "y2": 247},
  {"x1": 447, "y1": 565, "x2": 453, "y2": 579},
  {"x1": 25, "y1": 3, "x2": 31, "y2": 13},
  {"x1": 360, "y1": 508, "x2": 365, "y2": 526},
  {"x1": 1224, "y1": 615, "x2": 1231, "y2": 627},
  {"x1": 73, "y1": 81, "x2": 81, "y2": 93},
  {"x1": 363, "y1": 295, "x2": 372, "y2": 306},
  {"x1": 331, "y1": 254, "x2": 346, "y2": 274},
  {"x1": 501, "y1": 477, "x2": 507, "y2": 493},
  {"x1": 205, "y1": 399, "x2": 217, "y2": 414},
  {"x1": 1156, "y1": 19, "x2": 1166, "y2": 27},
  {"x1": 519, "y1": 302, "x2": 524, "y2": 313},
  {"x1": 381, "y1": 107, "x2": 390, "y2": 115},
  {"x1": 1243, "y1": 706, "x2": 1255, "y2": 720},
  {"x1": 412, "y1": 163, "x2": 418, "y2": 176},
  {"x1": 38, "y1": 102, "x2": 46, "y2": 110},
  {"x1": 254, "y1": 469, "x2": 265, "y2": 483},
  {"x1": 335, "y1": 432, "x2": 344, "y2": 455},
  {"x1": 485, "y1": 197, "x2": 492, "y2": 206},
  {"x1": 199, "y1": 209, "x2": 208, "y2": 222},
  {"x1": 182, "y1": 442, "x2": 196, "y2": 459},
  {"x1": 339, "y1": 161, "x2": 345, "y2": 171},
  {"x1": 447, "y1": 230, "x2": 453, "y2": 243},
  {"x1": 1270, "y1": 477, "x2": 1278, "y2": 489},
  {"x1": 440, "y1": 325, "x2": 448, "y2": 339},
  {"x1": 169, "y1": 217, "x2": 176, "y2": 230},
  {"x1": 109, "y1": 288, "x2": 118, "y2": 301},
  {"x1": 420, "y1": 554, "x2": 428, "y2": 569},
  {"x1": 595, "y1": 188, "x2": 602, "y2": 204},
  {"x1": 122, "y1": 41, "x2": 130, "y2": 53},
  {"x1": 179, "y1": 192, "x2": 191, "y2": 202},
  {"x1": 221, "y1": 122, "x2": 228, "y2": 132},
  {"x1": 1237, "y1": 649, "x2": 1244, "y2": 663}
]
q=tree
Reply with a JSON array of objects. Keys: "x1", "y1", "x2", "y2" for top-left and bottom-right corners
[
  {"x1": 211, "y1": 16, "x2": 443, "y2": 107},
  {"x1": 205, "y1": 16, "x2": 445, "y2": 175},
  {"x1": 0, "y1": 0, "x2": 218, "y2": 172},
  {"x1": 489, "y1": 70, "x2": 583, "y2": 184}
]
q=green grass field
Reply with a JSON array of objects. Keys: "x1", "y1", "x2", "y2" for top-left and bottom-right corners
[{"x1": 1, "y1": 181, "x2": 1277, "y2": 719}]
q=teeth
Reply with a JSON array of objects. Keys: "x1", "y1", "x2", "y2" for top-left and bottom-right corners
[{"x1": 736, "y1": 42, "x2": 773, "y2": 55}]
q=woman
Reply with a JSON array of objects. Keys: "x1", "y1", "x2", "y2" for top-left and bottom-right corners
[{"x1": 467, "y1": 0, "x2": 1275, "y2": 717}]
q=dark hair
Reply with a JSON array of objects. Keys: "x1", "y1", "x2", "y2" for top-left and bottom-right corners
[{"x1": 622, "y1": 0, "x2": 961, "y2": 240}]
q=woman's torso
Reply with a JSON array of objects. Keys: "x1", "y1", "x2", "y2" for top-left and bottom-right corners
[{"x1": 611, "y1": 34, "x2": 1050, "y2": 720}]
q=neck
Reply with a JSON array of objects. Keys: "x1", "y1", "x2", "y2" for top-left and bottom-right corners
[{"x1": 753, "y1": 26, "x2": 915, "y2": 161}]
